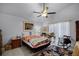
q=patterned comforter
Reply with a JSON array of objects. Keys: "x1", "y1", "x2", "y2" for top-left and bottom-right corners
[{"x1": 30, "y1": 37, "x2": 48, "y2": 45}]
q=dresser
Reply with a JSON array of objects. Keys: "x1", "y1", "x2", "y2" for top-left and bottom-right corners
[
  {"x1": 0, "y1": 29, "x2": 2, "y2": 56},
  {"x1": 11, "y1": 37, "x2": 21, "y2": 49}
]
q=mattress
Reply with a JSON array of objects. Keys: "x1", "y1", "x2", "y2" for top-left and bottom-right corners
[{"x1": 22, "y1": 37, "x2": 49, "y2": 48}]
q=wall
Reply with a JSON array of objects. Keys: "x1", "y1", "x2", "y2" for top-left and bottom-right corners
[
  {"x1": 69, "y1": 20, "x2": 76, "y2": 47},
  {"x1": 0, "y1": 13, "x2": 24, "y2": 45}
]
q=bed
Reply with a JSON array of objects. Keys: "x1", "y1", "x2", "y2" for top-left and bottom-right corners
[{"x1": 22, "y1": 35, "x2": 50, "y2": 50}]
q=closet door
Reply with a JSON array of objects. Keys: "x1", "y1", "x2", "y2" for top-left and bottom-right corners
[
  {"x1": 76, "y1": 21, "x2": 79, "y2": 41},
  {"x1": 0, "y1": 29, "x2": 2, "y2": 56}
]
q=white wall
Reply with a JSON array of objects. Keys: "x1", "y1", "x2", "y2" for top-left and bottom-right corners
[
  {"x1": 0, "y1": 13, "x2": 24, "y2": 45},
  {"x1": 69, "y1": 20, "x2": 76, "y2": 47}
]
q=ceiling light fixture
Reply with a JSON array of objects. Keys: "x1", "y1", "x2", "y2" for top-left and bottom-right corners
[{"x1": 33, "y1": 3, "x2": 56, "y2": 18}]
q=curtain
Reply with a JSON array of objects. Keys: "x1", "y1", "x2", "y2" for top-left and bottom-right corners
[{"x1": 49, "y1": 22, "x2": 70, "y2": 46}]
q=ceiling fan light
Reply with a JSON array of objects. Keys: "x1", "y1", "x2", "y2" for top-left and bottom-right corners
[{"x1": 41, "y1": 13, "x2": 47, "y2": 17}]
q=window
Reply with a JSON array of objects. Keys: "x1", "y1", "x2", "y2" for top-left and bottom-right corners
[{"x1": 49, "y1": 22, "x2": 70, "y2": 46}]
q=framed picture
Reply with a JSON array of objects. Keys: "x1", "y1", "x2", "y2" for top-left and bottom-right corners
[{"x1": 23, "y1": 21, "x2": 33, "y2": 31}]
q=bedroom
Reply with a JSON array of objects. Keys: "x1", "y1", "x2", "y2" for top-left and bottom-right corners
[{"x1": 0, "y1": 3, "x2": 79, "y2": 56}]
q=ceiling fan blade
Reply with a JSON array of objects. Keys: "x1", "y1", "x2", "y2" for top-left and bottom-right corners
[
  {"x1": 33, "y1": 11, "x2": 40, "y2": 14},
  {"x1": 37, "y1": 15, "x2": 41, "y2": 17},
  {"x1": 48, "y1": 12, "x2": 56, "y2": 14}
]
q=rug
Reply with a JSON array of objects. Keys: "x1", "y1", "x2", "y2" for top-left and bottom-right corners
[
  {"x1": 33, "y1": 49, "x2": 53, "y2": 56},
  {"x1": 33, "y1": 45, "x2": 72, "y2": 56}
]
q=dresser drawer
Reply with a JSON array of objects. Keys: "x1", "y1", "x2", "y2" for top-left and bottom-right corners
[{"x1": 11, "y1": 39, "x2": 21, "y2": 49}]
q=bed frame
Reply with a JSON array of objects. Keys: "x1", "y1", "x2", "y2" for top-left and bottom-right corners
[{"x1": 22, "y1": 40, "x2": 51, "y2": 52}]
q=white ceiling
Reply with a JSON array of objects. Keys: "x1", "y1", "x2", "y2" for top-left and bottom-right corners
[{"x1": 0, "y1": 3, "x2": 78, "y2": 24}]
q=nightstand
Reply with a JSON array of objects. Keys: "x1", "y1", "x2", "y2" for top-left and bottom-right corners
[{"x1": 11, "y1": 38, "x2": 21, "y2": 49}]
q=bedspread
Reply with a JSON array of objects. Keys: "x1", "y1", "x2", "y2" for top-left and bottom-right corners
[{"x1": 30, "y1": 37, "x2": 48, "y2": 46}]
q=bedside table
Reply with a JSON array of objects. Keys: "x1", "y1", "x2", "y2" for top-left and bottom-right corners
[{"x1": 11, "y1": 38, "x2": 21, "y2": 49}]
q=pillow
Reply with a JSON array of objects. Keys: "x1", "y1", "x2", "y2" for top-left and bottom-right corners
[
  {"x1": 31, "y1": 35, "x2": 41, "y2": 38},
  {"x1": 23, "y1": 35, "x2": 32, "y2": 41}
]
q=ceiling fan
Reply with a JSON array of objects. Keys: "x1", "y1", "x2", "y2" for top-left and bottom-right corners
[{"x1": 33, "y1": 3, "x2": 56, "y2": 18}]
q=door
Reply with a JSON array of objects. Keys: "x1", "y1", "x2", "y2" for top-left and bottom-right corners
[
  {"x1": 0, "y1": 30, "x2": 2, "y2": 55},
  {"x1": 76, "y1": 21, "x2": 79, "y2": 41}
]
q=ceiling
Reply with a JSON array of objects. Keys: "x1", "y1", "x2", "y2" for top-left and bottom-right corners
[{"x1": 0, "y1": 3, "x2": 78, "y2": 24}]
